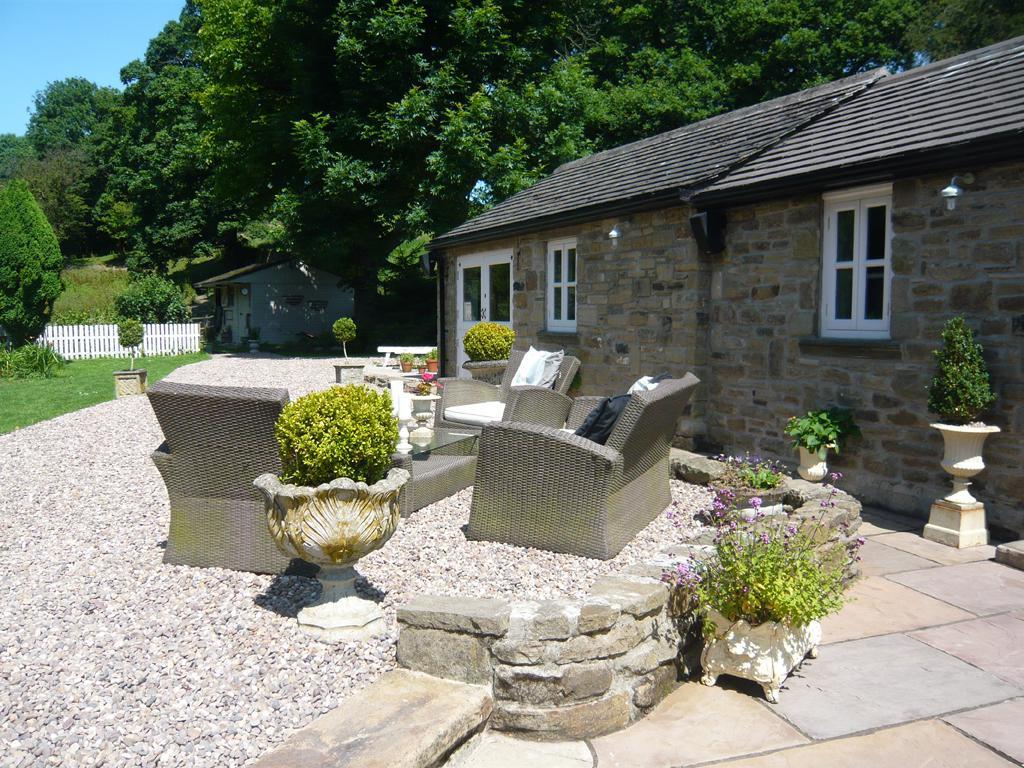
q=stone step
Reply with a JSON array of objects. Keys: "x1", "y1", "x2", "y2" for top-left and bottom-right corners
[
  {"x1": 251, "y1": 670, "x2": 492, "y2": 768},
  {"x1": 996, "y1": 540, "x2": 1024, "y2": 571}
]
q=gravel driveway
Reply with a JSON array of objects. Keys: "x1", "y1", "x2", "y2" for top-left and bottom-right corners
[{"x1": 0, "y1": 354, "x2": 706, "y2": 767}]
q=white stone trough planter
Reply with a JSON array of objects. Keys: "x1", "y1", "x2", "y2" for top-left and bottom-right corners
[
  {"x1": 700, "y1": 608, "x2": 821, "y2": 703},
  {"x1": 254, "y1": 468, "x2": 409, "y2": 642}
]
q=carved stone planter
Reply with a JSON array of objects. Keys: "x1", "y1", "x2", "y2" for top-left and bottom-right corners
[
  {"x1": 113, "y1": 369, "x2": 147, "y2": 397},
  {"x1": 461, "y1": 359, "x2": 508, "y2": 385},
  {"x1": 254, "y1": 468, "x2": 410, "y2": 642},
  {"x1": 700, "y1": 608, "x2": 821, "y2": 703},
  {"x1": 797, "y1": 447, "x2": 828, "y2": 483},
  {"x1": 923, "y1": 422, "x2": 1000, "y2": 548}
]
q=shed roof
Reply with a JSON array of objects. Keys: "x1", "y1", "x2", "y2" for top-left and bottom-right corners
[
  {"x1": 434, "y1": 36, "x2": 1024, "y2": 248},
  {"x1": 195, "y1": 258, "x2": 342, "y2": 288},
  {"x1": 432, "y1": 69, "x2": 884, "y2": 247}
]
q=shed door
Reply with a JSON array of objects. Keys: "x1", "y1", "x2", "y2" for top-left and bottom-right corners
[{"x1": 455, "y1": 250, "x2": 513, "y2": 375}]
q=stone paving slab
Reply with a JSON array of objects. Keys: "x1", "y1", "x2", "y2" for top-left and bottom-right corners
[
  {"x1": 859, "y1": 507, "x2": 921, "y2": 536},
  {"x1": 858, "y1": 539, "x2": 938, "y2": 577},
  {"x1": 912, "y1": 613, "x2": 1024, "y2": 688},
  {"x1": 944, "y1": 698, "x2": 1024, "y2": 765},
  {"x1": 251, "y1": 670, "x2": 492, "y2": 768},
  {"x1": 768, "y1": 633, "x2": 1021, "y2": 739},
  {"x1": 446, "y1": 732, "x2": 593, "y2": 768},
  {"x1": 889, "y1": 561, "x2": 1024, "y2": 616},
  {"x1": 871, "y1": 532, "x2": 995, "y2": 565},
  {"x1": 709, "y1": 719, "x2": 1017, "y2": 767},
  {"x1": 590, "y1": 682, "x2": 807, "y2": 767},
  {"x1": 821, "y1": 577, "x2": 974, "y2": 644},
  {"x1": 995, "y1": 540, "x2": 1024, "y2": 571}
]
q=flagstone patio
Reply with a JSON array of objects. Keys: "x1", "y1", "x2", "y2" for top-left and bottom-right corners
[{"x1": 448, "y1": 507, "x2": 1024, "y2": 767}]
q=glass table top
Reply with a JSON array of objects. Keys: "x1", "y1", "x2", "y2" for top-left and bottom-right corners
[{"x1": 405, "y1": 428, "x2": 478, "y2": 457}]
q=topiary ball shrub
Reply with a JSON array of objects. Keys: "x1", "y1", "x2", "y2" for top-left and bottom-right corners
[
  {"x1": 114, "y1": 274, "x2": 190, "y2": 322},
  {"x1": 463, "y1": 322, "x2": 515, "y2": 362},
  {"x1": 927, "y1": 315, "x2": 996, "y2": 425},
  {"x1": 332, "y1": 316, "x2": 357, "y2": 357},
  {"x1": 118, "y1": 317, "x2": 144, "y2": 369},
  {"x1": 275, "y1": 385, "x2": 398, "y2": 487}
]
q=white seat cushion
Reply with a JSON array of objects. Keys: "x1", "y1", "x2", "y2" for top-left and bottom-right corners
[{"x1": 444, "y1": 400, "x2": 506, "y2": 426}]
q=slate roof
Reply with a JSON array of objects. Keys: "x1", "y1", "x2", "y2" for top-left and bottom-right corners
[
  {"x1": 696, "y1": 36, "x2": 1024, "y2": 203},
  {"x1": 194, "y1": 258, "x2": 293, "y2": 288},
  {"x1": 434, "y1": 36, "x2": 1024, "y2": 248},
  {"x1": 432, "y1": 69, "x2": 885, "y2": 247}
]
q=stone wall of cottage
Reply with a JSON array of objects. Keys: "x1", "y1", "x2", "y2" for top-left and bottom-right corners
[
  {"x1": 442, "y1": 209, "x2": 710, "y2": 441},
  {"x1": 705, "y1": 161, "x2": 1024, "y2": 535},
  {"x1": 441, "y1": 160, "x2": 1024, "y2": 535}
]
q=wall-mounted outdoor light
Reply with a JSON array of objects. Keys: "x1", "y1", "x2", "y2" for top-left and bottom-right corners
[
  {"x1": 608, "y1": 225, "x2": 621, "y2": 240},
  {"x1": 940, "y1": 173, "x2": 975, "y2": 210}
]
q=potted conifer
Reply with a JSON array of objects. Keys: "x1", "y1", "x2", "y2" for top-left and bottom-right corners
[
  {"x1": 923, "y1": 316, "x2": 998, "y2": 548},
  {"x1": 113, "y1": 318, "x2": 147, "y2": 397}
]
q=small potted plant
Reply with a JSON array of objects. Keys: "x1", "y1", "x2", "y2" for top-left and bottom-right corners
[
  {"x1": 247, "y1": 327, "x2": 261, "y2": 353},
  {"x1": 113, "y1": 318, "x2": 147, "y2": 397},
  {"x1": 462, "y1": 322, "x2": 515, "y2": 383},
  {"x1": 254, "y1": 385, "x2": 409, "y2": 642},
  {"x1": 784, "y1": 408, "x2": 861, "y2": 482},
  {"x1": 924, "y1": 316, "x2": 999, "y2": 547},
  {"x1": 669, "y1": 484, "x2": 860, "y2": 702},
  {"x1": 425, "y1": 347, "x2": 439, "y2": 373},
  {"x1": 399, "y1": 352, "x2": 414, "y2": 373},
  {"x1": 415, "y1": 356, "x2": 428, "y2": 375},
  {"x1": 332, "y1": 316, "x2": 357, "y2": 358}
]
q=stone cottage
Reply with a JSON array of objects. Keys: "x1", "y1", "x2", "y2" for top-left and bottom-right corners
[{"x1": 430, "y1": 37, "x2": 1024, "y2": 537}]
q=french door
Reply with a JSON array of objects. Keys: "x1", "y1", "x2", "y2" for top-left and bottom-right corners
[{"x1": 455, "y1": 250, "x2": 513, "y2": 374}]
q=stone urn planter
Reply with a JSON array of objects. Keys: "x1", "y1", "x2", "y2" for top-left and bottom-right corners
[
  {"x1": 461, "y1": 359, "x2": 508, "y2": 385},
  {"x1": 113, "y1": 368, "x2": 148, "y2": 397},
  {"x1": 700, "y1": 608, "x2": 821, "y2": 703},
  {"x1": 254, "y1": 468, "x2": 410, "y2": 642},
  {"x1": 923, "y1": 423, "x2": 1000, "y2": 548},
  {"x1": 797, "y1": 447, "x2": 828, "y2": 483}
]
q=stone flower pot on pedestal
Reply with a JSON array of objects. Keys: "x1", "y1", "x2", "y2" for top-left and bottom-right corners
[
  {"x1": 461, "y1": 359, "x2": 507, "y2": 384},
  {"x1": 700, "y1": 608, "x2": 821, "y2": 703},
  {"x1": 923, "y1": 423, "x2": 1000, "y2": 548},
  {"x1": 254, "y1": 468, "x2": 409, "y2": 642},
  {"x1": 784, "y1": 408, "x2": 860, "y2": 484},
  {"x1": 113, "y1": 368, "x2": 148, "y2": 397}
]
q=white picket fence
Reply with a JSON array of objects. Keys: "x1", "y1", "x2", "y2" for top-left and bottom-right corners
[{"x1": 35, "y1": 323, "x2": 202, "y2": 360}]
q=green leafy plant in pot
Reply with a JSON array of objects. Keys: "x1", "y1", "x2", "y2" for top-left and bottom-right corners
[
  {"x1": 332, "y1": 316, "x2": 356, "y2": 357},
  {"x1": 923, "y1": 316, "x2": 998, "y2": 548},
  {"x1": 113, "y1": 318, "x2": 147, "y2": 397},
  {"x1": 425, "y1": 347, "x2": 439, "y2": 373},
  {"x1": 253, "y1": 385, "x2": 408, "y2": 642},
  {"x1": 462, "y1": 322, "x2": 515, "y2": 382},
  {"x1": 784, "y1": 408, "x2": 860, "y2": 482},
  {"x1": 399, "y1": 351, "x2": 414, "y2": 372}
]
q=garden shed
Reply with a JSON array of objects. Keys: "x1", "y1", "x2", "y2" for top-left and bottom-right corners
[{"x1": 196, "y1": 258, "x2": 353, "y2": 345}]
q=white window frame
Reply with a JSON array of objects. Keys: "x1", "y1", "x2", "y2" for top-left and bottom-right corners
[
  {"x1": 821, "y1": 184, "x2": 892, "y2": 339},
  {"x1": 546, "y1": 238, "x2": 577, "y2": 332}
]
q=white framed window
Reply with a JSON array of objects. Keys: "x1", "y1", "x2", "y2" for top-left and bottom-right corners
[
  {"x1": 547, "y1": 238, "x2": 577, "y2": 332},
  {"x1": 821, "y1": 184, "x2": 892, "y2": 339}
]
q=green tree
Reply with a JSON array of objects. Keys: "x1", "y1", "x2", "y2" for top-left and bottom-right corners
[
  {"x1": 908, "y1": 0, "x2": 1024, "y2": 61},
  {"x1": 25, "y1": 77, "x2": 120, "y2": 156},
  {"x1": 99, "y1": 2, "x2": 226, "y2": 271},
  {"x1": 15, "y1": 147, "x2": 93, "y2": 255},
  {"x1": 927, "y1": 316, "x2": 997, "y2": 424},
  {"x1": 0, "y1": 135, "x2": 33, "y2": 180},
  {"x1": 0, "y1": 180, "x2": 64, "y2": 344}
]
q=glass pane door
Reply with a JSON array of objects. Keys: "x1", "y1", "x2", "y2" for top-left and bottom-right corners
[{"x1": 456, "y1": 251, "x2": 514, "y2": 375}]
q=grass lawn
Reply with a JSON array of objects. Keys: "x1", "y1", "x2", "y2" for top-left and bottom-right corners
[{"x1": 0, "y1": 353, "x2": 208, "y2": 435}]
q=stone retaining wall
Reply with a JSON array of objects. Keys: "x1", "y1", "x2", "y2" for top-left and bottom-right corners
[{"x1": 396, "y1": 465, "x2": 862, "y2": 740}]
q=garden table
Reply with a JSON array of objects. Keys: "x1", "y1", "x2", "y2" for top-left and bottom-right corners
[{"x1": 391, "y1": 428, "x2": 478, "y2": 517}]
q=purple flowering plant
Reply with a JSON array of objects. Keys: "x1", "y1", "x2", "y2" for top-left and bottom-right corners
[
  {"x1": 716, "y1": 452, "x2": 786, "y2": 492},
  {"x1": 666, "y1": 473, "x2": 862, "y2": 628}
]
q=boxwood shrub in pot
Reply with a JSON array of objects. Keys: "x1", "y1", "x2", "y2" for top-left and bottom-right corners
[
  {"x1": 113, "y1": 318, "x2": 147, "y2": 397},
  {"x1": 784, "y1": 408, "x2": 860, "y2": 483},
  {"x1": 924, "y1": 316, "x2": 999, "y2": 547},
  {"x1": 254, "y1": 385, "x2": 409, "y2": 642},
  {"x1": 462, "y1": 322, "x2": 515, "y2": 382}
]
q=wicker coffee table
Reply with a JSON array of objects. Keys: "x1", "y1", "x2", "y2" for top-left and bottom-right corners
[{"x1": 392, "y1": 428, "x2": 478, "y2": 517}]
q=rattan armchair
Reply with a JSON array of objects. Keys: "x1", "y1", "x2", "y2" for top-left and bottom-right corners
[
  {"x1": 148, "y1": 381, "x2": 313, "y2": 575},
  {"x1": 467, "y1": 374, "x2": 700, "y2": 559},
  {"x1": 435, "y1": 349, "x2": 580, "y2": 432}
]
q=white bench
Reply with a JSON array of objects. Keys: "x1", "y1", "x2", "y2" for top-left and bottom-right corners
[{"x1": 377, "y1": 346, "x2": 434, "y2": 366}]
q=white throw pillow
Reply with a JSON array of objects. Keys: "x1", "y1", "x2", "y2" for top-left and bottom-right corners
[
  {"x1": 510, "y1": 347, "x2": 548, "y2": 387},
  {"x1": 628, "y1": 375, "x2": 661, "y2": 394},
  {"x1": 538, "y1": 349, "x2": 564, "y2": 388}
]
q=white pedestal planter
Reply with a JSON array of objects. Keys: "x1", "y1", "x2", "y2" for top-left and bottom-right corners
[
  {"x1": 409, "y1": 394, "x2": 440, "y2": 444},
  {"x1": 923, "y1": 423, "x2": 1000, "y2": 548},
  {"x1": 797, "y1": 447, "x2": 828, "y2": 483},
  {"x1": 254, "y1": 468, "x2": 410, "y2": 642},
  {"x1": 700, "y1": 609, "x2": 821, "y2": 703}
]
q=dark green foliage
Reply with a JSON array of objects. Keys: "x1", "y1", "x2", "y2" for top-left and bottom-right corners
[
  {"x1": 0, "y1": 345, "x2": 66, "y2": 379},
  {"x1": 785, "y1": 408, "x2": 862, "y2": 457},
  {"x1": 332, "y1": 316, "x2": 356, "y2": 356},
  {"x1": 117, "y1": 317, "x2": 145, "y2": 369},
  {"x1": 26, "y1": 77, "x2": 120, "y2": 155},
  {"x1": 0, "y1": 180, "x2": 64, "y2": 345},
  {"x1": 275, "y1": 385, "x2": 399, "y2": 486},
  {"x1": 908, "y1": 0, "x2": 1024, "y2": 61},
  {"x1": 927, "y1": 316, "x2": 996, "y2": 424},
  {"x1": 0, "y1": 135, "x2": 33, "y2": 180},
  {"x1": 14, "y1": 148, "x2": 93, "y2": 255},
  {"x1": 114, "y1": 274, "x2": 190, "y2": 322}
]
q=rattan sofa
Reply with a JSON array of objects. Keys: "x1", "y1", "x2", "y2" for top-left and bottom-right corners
[
  {"x1": 435, "y1": 349, "x2": 580, "y2": 432},
  {"x1": 467, "y1": 374, "x2": 700, "y2": 559},
  {"x1": 148, "y1": 381, "x2": 312, "y2": 575}
]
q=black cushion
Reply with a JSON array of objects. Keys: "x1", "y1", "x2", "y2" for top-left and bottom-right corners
[{"x1": 574, "y1": 394, "x2": 631, "y2": 445}]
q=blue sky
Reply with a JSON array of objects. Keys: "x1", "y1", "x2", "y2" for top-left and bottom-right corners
[{"x1": 0, "y1": 0, "x2": 184, "y2": 135}]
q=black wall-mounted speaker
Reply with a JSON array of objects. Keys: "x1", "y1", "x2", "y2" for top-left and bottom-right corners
[{"x1": 689, "y1": 210, "x2": 726, "y2": 254}]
